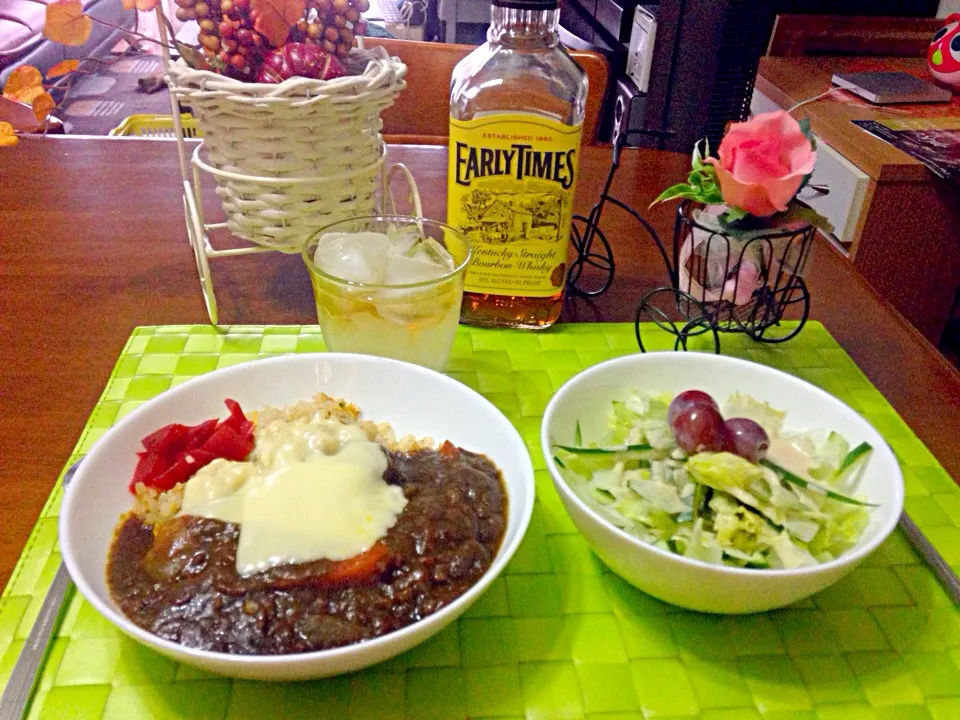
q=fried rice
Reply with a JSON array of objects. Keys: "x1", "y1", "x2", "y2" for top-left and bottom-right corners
[{"x1": 132, "y1": 392, "x2": 434, "y2": 526}]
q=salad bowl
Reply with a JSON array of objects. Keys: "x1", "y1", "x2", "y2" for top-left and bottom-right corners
[{"x1": 541, "y1": 352, "x2": 904, "y2": 614}]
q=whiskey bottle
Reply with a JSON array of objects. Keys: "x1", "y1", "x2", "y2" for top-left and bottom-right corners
[{"x1": 448, "y1": 0, "x2": 587, "y2": 329}]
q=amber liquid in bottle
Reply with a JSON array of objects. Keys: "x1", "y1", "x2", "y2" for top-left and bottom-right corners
[
  {"x1": 460, "y1": 289, "x2": 564, "y2": 328},
  {"x1": 448, "y1": 0, "x2": 587, "y2": 329}
]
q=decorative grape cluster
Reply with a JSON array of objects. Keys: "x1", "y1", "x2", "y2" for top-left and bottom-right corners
[
  {"x1": 290, "y1": 0, "x2": 370, "y2": 59},
  {"x1": 173, "y1": 0, "x2": 370, "y2": 80},
  {"x1": 174, "y1": 0, "x2": 266, "y2": 79}
]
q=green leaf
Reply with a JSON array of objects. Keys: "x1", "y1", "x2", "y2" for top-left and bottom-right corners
[
  {"x1": 783, "y1": 201, "x2": 835, "y2": 234},
  {"x1": 698, "y1": 176, "x2": 722, "y2": 202},
  {"x1": 722, "y1": 206, "x2": 749, "y2": 224},
  {"x1": 652, "y1": 160, "x2": 725, "y2": 207},
  {"x1": 574, "y1": 420, "x2": 582, "y2": 446},
  {"x1": 689, "y1": 165, "x2": 723, "y2": 195},
  {"x1": 698, "y1": 163, "x2": 720, "y2": 187},
  {"x1": 650, "y1": 183, "x2": 700, "y2": 207},
  {"x1": 796, "y1": 117, "x2": 817, "y2": 151},
  {"x1": 692, "y1": 139, "x2": 706, "y2": 170}
]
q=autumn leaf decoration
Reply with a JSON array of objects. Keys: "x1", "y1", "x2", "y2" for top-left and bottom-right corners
[
  {"x1": 2, "y1": 66, "x2": 57, "y2": 124},
  {"x1": 4, "y1": 67, "x2": 46, "y2": 105},
  {"x1": 251, "y1": 0, "x2": 307, "y2": 48},
  {"x1": 48, "y1": 60, "x2": 81, "y2": 78},
  {"x1": 2, "y1": 0, "x2": 164, "y2": 147},
  {"x1": 0, "y1": 123, "x2": 18, "y2": 147},
  {"x1": 1, "y1": 0, "x2": 362, "y2": 148},
  {"x1": 43, "y1": 0, "x2": 94, "y2": 46}
]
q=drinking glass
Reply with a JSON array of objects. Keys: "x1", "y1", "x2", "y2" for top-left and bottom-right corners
[{"x1": 302, "y1": 216, "x2": 472, "y2": 371}]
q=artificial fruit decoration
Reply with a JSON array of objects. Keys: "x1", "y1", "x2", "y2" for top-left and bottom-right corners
[{"x1": 256, "y1": 42, "x2": 346, "y2": 82}]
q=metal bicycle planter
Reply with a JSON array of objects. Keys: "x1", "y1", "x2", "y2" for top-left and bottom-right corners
[{"x1": 564, "y1": 135, "x2": 815, "y2": 354}]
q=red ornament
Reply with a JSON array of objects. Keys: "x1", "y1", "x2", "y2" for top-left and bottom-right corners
[
  {"x1": 256, "y1": 42, "x2": 347, "y2": 83},
  {"x1": 927, "y1": 14, "x2": 960, "y2": 90}
]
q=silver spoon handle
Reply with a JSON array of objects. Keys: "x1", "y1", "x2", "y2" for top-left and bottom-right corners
[
  {"x1": 0, "y1": 563, "x2": 73, "y2": 720},
  {"x1": 899, "y1": 511, "x2": 960, "y2": 605}
]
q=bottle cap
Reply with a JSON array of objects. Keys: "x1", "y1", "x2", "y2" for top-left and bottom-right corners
[{"x1": 492, "y1": 0, "x2": 557, "y2": 9}]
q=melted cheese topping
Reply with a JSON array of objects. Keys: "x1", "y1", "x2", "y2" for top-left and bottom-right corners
[
  {"x1": 180, "y1": 459, "x2": 254, "y2": 525},
  {"x1": 178, "y1": 415, "x2": 407, "y2": 577},
  {"x1": 253, "y1": 416, "x2": 368, "y2": 467},
  {"x1": 237, "y1": 441, "x2": 404, "y2": 575}
]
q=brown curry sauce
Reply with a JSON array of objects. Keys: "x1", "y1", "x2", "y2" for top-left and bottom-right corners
[{"x1": 107, "y1": 445, "x2": 507, "y2": 655}]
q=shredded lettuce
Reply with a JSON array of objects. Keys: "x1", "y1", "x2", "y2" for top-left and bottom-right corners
[
  {"x1": 554, "y1": 390, "x2": 876, "y2": 570},
  {"x1": 722, "y1": 393, "x2": 786, "y2": 437},
  {"x1": 786, "y1": 430, "x2": 849, "y2": 480}
]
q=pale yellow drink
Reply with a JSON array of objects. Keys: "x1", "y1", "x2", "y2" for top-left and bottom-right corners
[{"x1": 303, "y1": 217, "x2": 472, "y2": 371}]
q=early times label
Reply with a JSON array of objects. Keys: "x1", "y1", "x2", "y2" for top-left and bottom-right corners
[{"x1": 447, "y1": 113, "x2": 583, "y2": 298}]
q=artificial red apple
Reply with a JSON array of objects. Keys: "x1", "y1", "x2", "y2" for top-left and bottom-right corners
[{"x1": 256, "y1": 42, "x2": 347, "y2": 83}]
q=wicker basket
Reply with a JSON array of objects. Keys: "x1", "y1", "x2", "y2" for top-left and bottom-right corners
[{"x1": 163, "y1": 50, "x2": 407, "y2": 253}]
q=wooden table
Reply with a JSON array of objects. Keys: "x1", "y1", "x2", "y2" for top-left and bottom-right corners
[
  {"x1": 756, "y1": 56, "x2": 960, "y2": 346},
  {"x1": 1, "y1": 136, "x2": 958, "y2": 589}
]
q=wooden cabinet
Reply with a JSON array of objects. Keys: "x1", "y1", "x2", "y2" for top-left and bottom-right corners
[{"x1": 754, "y1": 56, "x2": 960, "y2": 346}]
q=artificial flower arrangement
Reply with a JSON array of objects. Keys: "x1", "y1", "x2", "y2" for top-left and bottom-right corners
[
  {"x1": 651, "y1": 110, "x2": 832, "y2": 306},
  {"x1": 0, "y1": 0, "x2": 371, "y2": 146}
]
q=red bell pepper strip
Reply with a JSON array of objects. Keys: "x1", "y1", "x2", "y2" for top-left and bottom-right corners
[
  {"x1": 201, "y1": 422, "x2": 255, "y2": 462},
  {"x1": 185, "y1": 418, "x2": 220, "y2": 448},
  {"x1": 131, "y1": 449, "x2": 167, "y2": 488},
  {"x1": 128, "y1": 399, "x2": 255, "y2": 493},
  {"x1": 141, "y1": 423, "x2": 188, "y2": 452}
]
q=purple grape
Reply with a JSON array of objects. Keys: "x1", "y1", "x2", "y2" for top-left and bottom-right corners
[
  {"x1": 724, "y1": 417, "x2": 770, "y2": 463},
  {"x1": 670, "y1": 403, "x2": 729, "y2": 454},
  {"x1": 667, "y1": 390, "x2": 720, "y2": 427}
]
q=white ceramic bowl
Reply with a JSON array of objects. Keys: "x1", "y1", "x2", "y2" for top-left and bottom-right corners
[
  {"x1": 540, "y1": 352, "x2": 904, "y2": 614},
  {"x1": 60, "y1": 354, "x2": 535, "y2": 680}
]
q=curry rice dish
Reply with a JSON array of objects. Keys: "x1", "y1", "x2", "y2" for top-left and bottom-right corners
[{"x1": 107, "y1": 394, "x2": 508, "y2": 655}]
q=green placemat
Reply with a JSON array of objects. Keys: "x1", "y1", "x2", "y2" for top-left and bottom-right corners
[{"x1": 2, "y1": 323, "x2": 959, "y2": 720}]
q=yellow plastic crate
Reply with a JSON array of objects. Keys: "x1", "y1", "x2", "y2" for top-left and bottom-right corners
[{"x1": 109, "y1": 113, "x2": 202, "y2": 138}]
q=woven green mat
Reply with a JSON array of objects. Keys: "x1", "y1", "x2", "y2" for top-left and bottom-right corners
[{"x1": 2, "y1": 323, "x2": 960, "y2": 720}]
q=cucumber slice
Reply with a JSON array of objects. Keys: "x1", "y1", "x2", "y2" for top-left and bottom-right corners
[
  {"x1": 836, "y1": 441, "x2": 873, "y2": 474},
  {"x1": 834, "y1": 441, "x2": 873, "y2": 493},
  {"x1": 760, "y1": 458, "x2": 877, "y2": 507},
  {"x1": 553, "y1": 443, "x2": 654, "y2": 455},
  {"x1": 593, "y1": 488, "x2": 616, "y2": 502},
  {"x1": 691, "y1": 482, "x2": 711, "y2": 520}
]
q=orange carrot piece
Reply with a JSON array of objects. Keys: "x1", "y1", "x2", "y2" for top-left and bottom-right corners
[{"x1": 320, "y1": 541, "x2": 390, "y2": 586}]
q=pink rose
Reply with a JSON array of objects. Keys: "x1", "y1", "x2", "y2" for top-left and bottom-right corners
[{"x1": 706, "y1": 111, "x2": 816, "y2": 217}]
